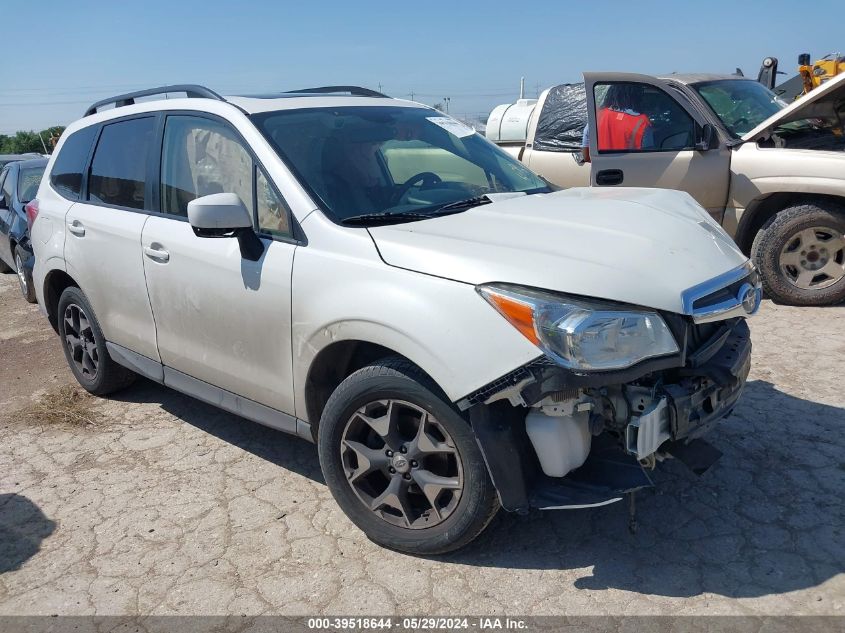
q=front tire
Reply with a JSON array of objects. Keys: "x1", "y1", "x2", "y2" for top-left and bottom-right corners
[
  {"x1": 317, "y1": 357, "x2": 499, "y2": 555},
  {"x1": 57, "y1": 287, "x2": 136, "y2": 396},
  {"x1": 751, "y1": 202, "x2": 845, "y2": 305},
  {"x1": 15, "y1": 246, "x2": 36, "y2": 303}
]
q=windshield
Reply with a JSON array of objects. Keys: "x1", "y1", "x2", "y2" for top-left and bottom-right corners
[
  {"x1": 251, "y1": 106, "x2": 548, "y2": 224},
  {"x1": 694, "y1": 80, "x2": 787, "y2": 137},
  {"x1": 18, "y1": 166, "x2": 45, "y2": 203}
]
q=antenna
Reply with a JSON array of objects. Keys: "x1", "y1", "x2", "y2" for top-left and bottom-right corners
[{"x1": 519, "y1": 77, "x2": 525, "y2": 100}]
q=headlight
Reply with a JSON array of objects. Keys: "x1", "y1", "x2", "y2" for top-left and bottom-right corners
[{"x1": 477, "y1": 283, "x2": 679, "y2": 371}]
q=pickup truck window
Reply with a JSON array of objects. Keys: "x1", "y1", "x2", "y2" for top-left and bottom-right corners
[
  {"x1": 252, "y1": 106, "x2": 548, "y2": 224},
  {"x1": 593, "y1": 82, "x2": 695, "y2": 153},
  {"x1": 534, "y1": 83, "x2": 587, "y2": 152},
  {"x1": 693, "y1": 80, "x2": 784, "y2": 138}
]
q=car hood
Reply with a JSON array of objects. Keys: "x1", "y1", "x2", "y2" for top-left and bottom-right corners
[
  {"x1": 742, "y1": 72, "x2": 845, "y2": 141},
  {"x1": 367, "y1": 188, "x2": 748, "y2": 314}
]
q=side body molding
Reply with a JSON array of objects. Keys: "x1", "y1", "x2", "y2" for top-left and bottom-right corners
[{"x1": 106, "y1": 342, "x2": 313, "y2": 442}]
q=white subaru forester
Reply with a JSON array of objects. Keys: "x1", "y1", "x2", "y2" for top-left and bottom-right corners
[{"x1": 29, "y1": 85, "x2": 760, "y2": 554}]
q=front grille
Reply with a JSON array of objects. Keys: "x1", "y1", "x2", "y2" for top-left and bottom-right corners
[
  {"x1": 691, "y1": 269, "x2": 760, "y2": 312},
  {"x1": 680, "y1": 262, "x2": 762, "y2": 324}
]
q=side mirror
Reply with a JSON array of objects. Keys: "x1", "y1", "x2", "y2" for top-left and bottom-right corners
[
  {"x1": 187, "y1": 193, "x2": 264, "y2": 261},
  {"x1": 695, "y1": 123, "x2": 719, "y2": 151}
]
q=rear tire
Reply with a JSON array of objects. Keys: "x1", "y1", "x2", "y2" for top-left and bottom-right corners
[
  {"x1": 57, "y1": 286, "x2": 136, "y2": 396},
  {"x1": 317, "y1": 357, "x2": 499, "y2": 555},
  {"x1": 751, "y1": 202, "x2": 845, "y2": 305},
  {"x1": 15, "y1": 246, "x2": 36, "y2": 303}
]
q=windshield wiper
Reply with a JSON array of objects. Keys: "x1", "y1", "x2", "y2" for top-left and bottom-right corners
[
  {"x1": 435, "y1": 195, "x2": 493, "y2": 212},
  {"x1": 341, "y1": 211, "x2": 440, "y2": 226},
  {"x1": 342, "y1": 197, "x2": 495, "y2": 226}
]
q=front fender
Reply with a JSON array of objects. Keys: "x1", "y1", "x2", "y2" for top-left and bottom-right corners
[{"x1": 291, "y1": 246, "x2": 540, "y2": 422}]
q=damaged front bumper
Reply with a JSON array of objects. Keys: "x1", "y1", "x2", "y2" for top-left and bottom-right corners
[{"x1": 469, "y1": 318, "x2": 752, "y2": 513}]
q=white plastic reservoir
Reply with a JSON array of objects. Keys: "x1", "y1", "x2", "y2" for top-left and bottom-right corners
[
  {"x1": 486, "y1": 98, "x2": 537, "y2": 143},
  {"x1": 525, "y1": 409, "x2": 592, "y2": 477}
]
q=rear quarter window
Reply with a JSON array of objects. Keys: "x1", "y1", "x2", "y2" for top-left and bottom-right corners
[{"x1": 50, "y1": 126, "x2": 98, "y2": 200}]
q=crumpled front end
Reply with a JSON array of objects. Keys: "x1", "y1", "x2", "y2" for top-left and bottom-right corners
[{"x1": 464, "y1": 265, "x2": 759, "y2": 514}]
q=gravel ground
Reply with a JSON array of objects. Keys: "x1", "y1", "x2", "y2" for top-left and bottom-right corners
[{"x1": 0, "y1": 271, "x2": 843, "y2": 616}]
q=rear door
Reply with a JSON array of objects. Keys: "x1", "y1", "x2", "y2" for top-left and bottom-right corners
[
  {"x1": 141, "y1": 113, "x2": 297, "y2": 415},
  {"x1": 63, "y1": 115, "x2": 161, "y2": 361},
  {"x1": 584, "y1": 72, "x2": 731, "y2": 219}
]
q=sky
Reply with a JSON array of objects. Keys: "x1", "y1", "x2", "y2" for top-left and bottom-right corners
[{"x1": 1, "y1": 0, "x2": 841, "y2": 134}]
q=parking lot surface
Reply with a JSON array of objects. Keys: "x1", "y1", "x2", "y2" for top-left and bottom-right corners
[{"x1": 1, "y1": 272, "x2": 843, "y2": 616}]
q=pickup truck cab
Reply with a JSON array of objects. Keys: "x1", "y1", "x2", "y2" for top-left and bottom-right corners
[{"x1": 489, "y1": 72, "x2": 845, "y2": 306}]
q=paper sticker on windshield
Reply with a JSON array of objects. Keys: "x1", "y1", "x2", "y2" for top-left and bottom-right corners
[{"x1": 427, "y1": 116, "x2": 475, "y2": 138}]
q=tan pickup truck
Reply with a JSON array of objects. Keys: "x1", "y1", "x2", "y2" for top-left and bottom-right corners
[{"x1": 487, "y1": 72, "x2": 845, "y2": 305}]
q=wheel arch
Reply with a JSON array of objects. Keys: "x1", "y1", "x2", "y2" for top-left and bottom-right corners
[
  {"x1": 302, "y1": 339, "x2": 419, "y2": 441},
  {"x1": 736, "y1": 192, "x2": 845, "y2": 255},
  {"x1": 43, "y1": 269, "x2": 79, "y2": 332}
]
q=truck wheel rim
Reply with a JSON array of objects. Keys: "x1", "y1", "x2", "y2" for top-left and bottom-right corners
[
  {"x1": 340, "y1": 399, "x2": 463, "y2": 530},
  {"x1": 779, "y1": 226, "x2": 845, "y2": 290},
  {"x1": 63, "y1": 303, "x2": 99, "y2": 379},
  {"x1": 15, "y1": 252, "x2": 27, "y2": 294}
]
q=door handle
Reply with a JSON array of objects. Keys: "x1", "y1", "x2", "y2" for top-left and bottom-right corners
[
  {"x1": 67, "y1": 221, "x2": 85, "y2": 236},
  {"x1": 143, "y1": 245, "x2": 170, "y2": 263},
  {"x1": 596, "y1": 169, "x2": 624, "y2": 186}
]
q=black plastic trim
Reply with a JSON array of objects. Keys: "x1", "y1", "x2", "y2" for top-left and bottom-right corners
[{"x1": 285, "y1": 86, "x2": 387, "y2": 98}]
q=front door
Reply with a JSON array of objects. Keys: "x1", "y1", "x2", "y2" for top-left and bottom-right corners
[
  {"x1": 141, "y1": 113, "x2": 297, "y2": 415},
  {"x1": 0, "y1": 167, "x2": 15, "y2": 266},
  {"x1": 584, "y1": 72, "x2": 732, "y2": 219}
]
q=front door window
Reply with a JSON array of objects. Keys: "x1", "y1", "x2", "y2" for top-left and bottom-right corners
[{"x1": 593, "y1": 82, "x2": 696, "y2": 153}]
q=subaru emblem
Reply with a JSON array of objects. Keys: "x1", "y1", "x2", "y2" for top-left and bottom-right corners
[{"x1": 737, "y1": 283, "x2": 761, "y2": 315}]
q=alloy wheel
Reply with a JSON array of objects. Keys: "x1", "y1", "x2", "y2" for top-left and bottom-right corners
[
  {"x1": 63, "y1": 303, "x2": 99, "y2": 379},
  {"x1": 15, "y1": 252, "x2": 27, "y2": 295},
  {"x1": 779, "y1": 226, "x2": 845, "y2": 290},
  {"x1": 340, "y1": 399, "x2": 463, "y2": 529}
]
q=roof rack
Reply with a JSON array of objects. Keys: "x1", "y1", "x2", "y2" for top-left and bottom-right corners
[
  {"x1": 284, "y1": 85, "x2": 388, "y2": 98},
  {"x1": 84, "y1": 84, "x2": 225, "y2": 117}
]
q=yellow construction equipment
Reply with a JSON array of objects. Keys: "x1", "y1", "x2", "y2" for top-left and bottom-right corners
[{"x1": 798, "y1": 52, "x2": 844, "y2": 96}]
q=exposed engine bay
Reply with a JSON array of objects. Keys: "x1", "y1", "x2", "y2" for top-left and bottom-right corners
[{"x1": 465, "y1": 318, "x2": 751, "y2": 513}]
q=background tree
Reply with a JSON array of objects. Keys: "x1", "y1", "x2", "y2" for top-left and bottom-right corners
[{"x1": 0, "y1": 126, "x2": 65, "y2": 154}]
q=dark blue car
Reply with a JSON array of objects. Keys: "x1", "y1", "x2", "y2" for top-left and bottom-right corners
[{"x1": 0, "y1": 158, "x2": 47, "y2": 302}]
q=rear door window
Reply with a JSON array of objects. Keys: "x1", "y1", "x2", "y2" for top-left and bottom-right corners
[
  {"x1": 18, "y1": 166, "x2": 46, "y2": 203},
  {"x1": 88, "y1": 117, "x2": 155, "y2": 210},
  {"x1": 50, "y1": 126, "x2": 97, "y2": 200}
]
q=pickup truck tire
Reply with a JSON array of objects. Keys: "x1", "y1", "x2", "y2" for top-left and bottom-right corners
[
  {"x1": 751, "y1": 202, "x2": 845, "y2": 305},
  {"x1": 318, "y1": 357, "x2": 500, "y2": 555},
  {"x1": 57, "y1": 287, "x2": 137, "y2": 396}
]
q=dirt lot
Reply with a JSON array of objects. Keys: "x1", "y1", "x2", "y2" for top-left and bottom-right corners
[{"x1": 1, "y1": 270, "x2": 844, "y2": 616}]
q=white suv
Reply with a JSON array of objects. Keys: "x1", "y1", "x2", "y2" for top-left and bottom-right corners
[{"x1": 31, "y1": 85, "x2": 759, "y2": 554}]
